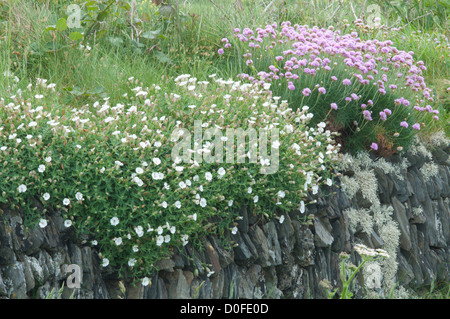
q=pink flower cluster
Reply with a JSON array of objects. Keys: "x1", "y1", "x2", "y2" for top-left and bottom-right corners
[{"x1": 220, "y1": 21, "x2": 438, "y2": 152}]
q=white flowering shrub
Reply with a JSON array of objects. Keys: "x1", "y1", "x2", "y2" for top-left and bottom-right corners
[{"x1": 0, "y1": 75, "x2": 339, "y2": 282}]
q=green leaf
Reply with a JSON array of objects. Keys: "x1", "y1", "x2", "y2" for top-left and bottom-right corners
[
  {"x1": 141, "y1": 29, "x2": 161, "y2": 40},
  {"x1": 69, "y1": 31, "x2": 83, "y2": 41},
  {"x1": 154, "y1": 51, "x2": 171, "y2": 64},
  {"x1": 56, "y1": 18, "x2": 68, "y2": 32},
  {"x1": 43, "y1": 25, "x2": 56, "y2": 34}
]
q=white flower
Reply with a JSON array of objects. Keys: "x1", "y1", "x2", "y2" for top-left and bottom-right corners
[
  {"x1": 312, "y1": 185, "x2": 319, "y2": 195},
  {"x1": 114, "y1": 237, "x2": 123, "y2": 246},
  {"x1": 91, "y1": 240, "x2": 98, "y2": 246},
  {"x1": 156, "y1": 235, "x2": 164, "y2": 246},
  {"x1": 102, "y1": 258, "x2": 110, "y2": 267},
  {"x1": 279, "y1": 215, "x2": 285, "y2": 224},
  {"x1": 175, "y1": 166, "x2": 184, "y2": 172},
  {"x1": 326, "y1": 178, "x2": 333, "y2": 186},
  {"x1": 192, "y1": 213, "x2": 197, "y2": 221},
  {"x1": 284, "y1": 124, "x2": 294, "y2": 133},
  {"x1": 231, "y1": 226, "x2": 238, "y2": 235},
  {"x1": 152, "y1": 172, "x2": 165, "y2": 180},
  {"x1": 45, "y1": 156, "x2": 52, "y2": 163},
  {"x1": 169, "y1": 226, "x2": 176, "y2": 234},
  {"x1": 133, "y1": 176, "x2": 144, "y2": 187},
  {"x1": 64, "y1": 219, "x2": 72, "y2": 228},
  {"x1": 179, "y1": 181, "x2": 187, "y2": 189},
  {"x1": 154, "y1": 141, "x2": 162, "y2": 148},
  {"x1": 174, "y1": 201, "x2": 181, "y2": 209},
  {"x1": 277, "y1": 190, "x2": 286, "y2": 198},
  {"x1": 43, "y1": 193, "x2": 50, "y2": 201},
  {"x1": 115, "y1": 160, "x2": 124, "y2": 167},
  {"x1": 128, "y1": 258, "x2": 137, "y2": 267},
  {"x1": 253, "y1": 195, "x2": 259, "y2": 203},
  {"x1": 141, "y1": 277, "x2": 150, "y2": 286},
  {"x1": 152, "y1": 157, "x2": 161, "y2": 165},
  {"x1": 247, "y1": 187, "x2": 252, "y2": 194},
  {"x1": 28, "y1": 121, "x2": 37, "y2": 127},
  {"x1": 228, "y1": 200, "x2": 233, "y2": 207},
  {"x1": 162, "y1": 201, "x2": 168, "y2": 208},
  {"x1": 136, "y1": 167, "x2": 144, "y2": 174},
  {"x1": 200, "y1": 198, "x2": 207, "y2": 207},
  {"x1": 135, "y1": 225, "x2": 144, "y2": 237},
  {"x1": 110, "y1": 216, "x2": 120, "y2": 226},
  {"x1": 164, "y1": 235, "x2": 171, "y2": 243},
  {"x1": 182, "y1": 234, "x2": 189, "y2": 246},
  {"x1": 18, "y1": 184, "x2": 27, "y2": 193},
  {"x1": 299, "y1": 201, "x2": 305, "y2": 214},
  {"x1": 205, "y1": 172, "x2": 213, "y2": 181},
  {"x1": 63, "y1": 198, "x2": 71, "y2": 206},
  {"x1": 38, "y1": 164, "x2": 46, "y2": 173},
  {"x1": 132, "y1": 245, "x2": 139, "y2": 252},
  {"x1": 75, "y1": 192, "x2": 83, "y2": 201},
  {"x1": 39, "y1": 218, "x2": 48, "y2": 228},
  {"x1": 217, "y1": 167, "x2": 226, "y2": 176}
]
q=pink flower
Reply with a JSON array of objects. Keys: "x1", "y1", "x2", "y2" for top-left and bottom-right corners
[
  {"x1": 412, "y1": 123, "x2": 421, "y2": 130},
  {"x1": 330, "y1": 103, "x2": 338, "y2": 110},
  {"x1": 318, "y1": 87, "x2": 326, "y2": 94},
  {"x1": 218, "y1": 48, "x2": 224, "y2": 55},
  {"x1": 363, "y1": 110, "x2": 372, "y2": 121},
  {"x1": 370, "y1": 143, "x2": 378, "y2": 151},
  {"x1": 288, "y1": 82, "x2": 295, "y2": 90},
  {"x1": 400, "y1": 121, "x2": 409, "y2": 128},
  {"x1": 342, "y1": 79, "x2": 351, "y2": 85},
  {"x1": 383, "y1": 108, "x2": 392, "y2": 116},
  {"x1": 302, "y1": 88, "x2": 311, "y2": 96},
  {"x1": 379, "y1": 111, "x2": 387, "y2": 121}
]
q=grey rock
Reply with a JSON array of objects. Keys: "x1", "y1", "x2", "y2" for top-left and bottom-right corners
[
  {"x1": 292, "y1": 220, "x2": 315, "y2": 267},
  {"x1": 263, "y1": 221, "x2": 282, "y2": 266},
  {"x1": 155, "y1": 258, "x2": 176, "y2": 272},
  {"x1": 313, "y1": 217, "x2": 334, "y2": 248},
  {"x1": 374, "y1": 167, "x2": 393, "y2": 204},
  {"x1": 1, "y1": 262, "x2": 27, "y2": 299},
  {"x1": 275, "y1": 214, "x2": 295, "y2": 253},
  {"x1": 391, "y1": 196, "x2": 412, "y2": 251},
  {"x1": 248, "y1": 225, "x2": 270, "y2": 266},
  {"x1": 432, "y1": 148, "x2": 449, "y2": 165},
  {"x1": 236, "y1": 205, "x2": 249, "y2": 233},
  {"x1": 232, "y1": 232, "x2": 257, "y2": 266}
]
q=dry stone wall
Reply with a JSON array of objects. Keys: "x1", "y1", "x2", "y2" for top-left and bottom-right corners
[{"x1": 0, "y1": 143, "x2": 449, "y2": 299}]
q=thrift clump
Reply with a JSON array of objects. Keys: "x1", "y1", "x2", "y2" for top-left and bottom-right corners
[{"x1": 220, "y1": 21, "x2": 439, "y2": 156}]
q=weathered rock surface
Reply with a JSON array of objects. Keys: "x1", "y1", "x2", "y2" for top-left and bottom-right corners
[{"x1": 0, "y1": 146, "x2": 449, "y2": 299}]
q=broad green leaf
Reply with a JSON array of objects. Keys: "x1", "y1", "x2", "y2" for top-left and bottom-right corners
[
  {"x1": 141, "y1": 29, "x2": 161, "y2": 40},
  {"x1": 43, "y1": 25, "x2": 56, "y2": 34},
  {"x1": 56, "y1": 18, "x2": 68, "y2": 32},
  {"x1": 154, "y1": 51, "x2": 171, "y2": 64},
  {"x1": 69, "y1": 31, "x2": 83, "y2": 41}
]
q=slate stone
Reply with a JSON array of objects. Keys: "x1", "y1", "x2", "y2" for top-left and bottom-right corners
[
  {"x1": 263, "y1": 221, "x2": 282, "y2": 266},
  {"x1": 232, "y1": 232, "x2": 257, "y2": 267},
  {"x1": 236, "y1": 205, "x2": 249, "y2": 233},
  {"x1": 374, "y1": 167, "x2": 393, "y2": 204},
  {"x1": 432, "y1": 148, "x2": 449, "y2": 165},
  {"x1": 391, "y1": 196, "x2": 412, "y2": 251},
  {"x1": 313, "y1": 217, "x2": 334, "y2": 248}
]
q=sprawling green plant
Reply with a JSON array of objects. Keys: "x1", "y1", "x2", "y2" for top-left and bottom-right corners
[{"x1": 0, "y1": 74, "x2": 339, "y2": 283}]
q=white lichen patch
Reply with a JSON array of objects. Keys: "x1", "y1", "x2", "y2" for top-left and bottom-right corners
[
  {"x1": 345, "y1": 208, "x2": 373, "y2": 234},
  {"x1": 419, "y1": 161, "x2": 439, "y2": 181}
]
